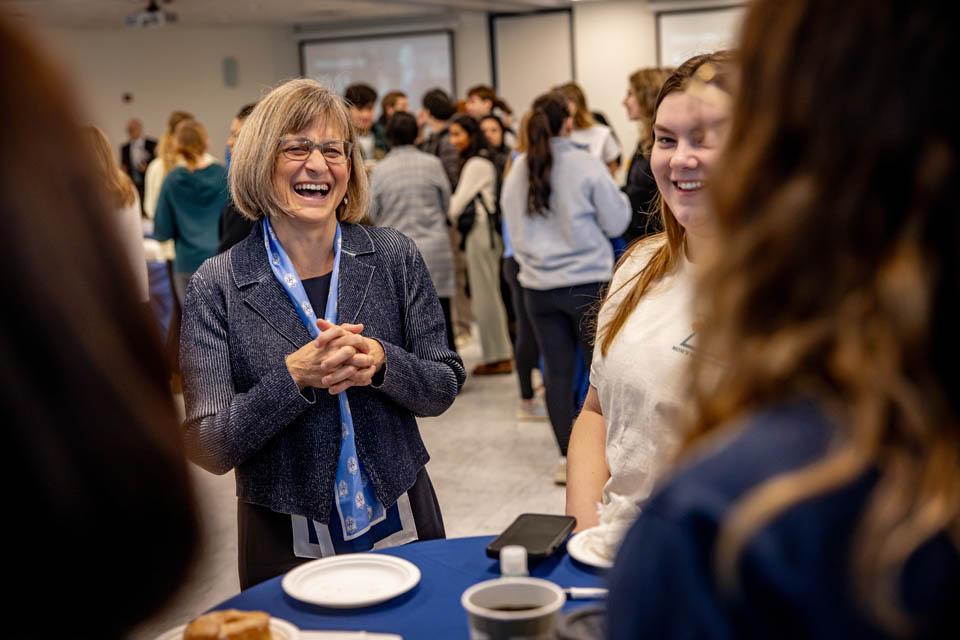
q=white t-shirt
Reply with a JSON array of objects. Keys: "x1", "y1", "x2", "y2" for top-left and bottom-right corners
[
  {"x1": 590, "y1": 240, "x2": 696, "y2": 528},
  {"x1": 571, "y1": 124, "x2": 621, "y2": 165}
]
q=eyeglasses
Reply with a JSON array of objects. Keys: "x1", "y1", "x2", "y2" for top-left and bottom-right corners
[{"x1": 278, "y1": 138, "x2": 353, "y2": 164}]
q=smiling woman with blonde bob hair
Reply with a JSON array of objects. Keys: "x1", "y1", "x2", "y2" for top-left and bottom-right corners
[
  {"x1": 180, "y1": 77, "x2": 465, "y2": 589},
  {"x1": 229, "y1": 78, "x2": 368, "y2": 224}
]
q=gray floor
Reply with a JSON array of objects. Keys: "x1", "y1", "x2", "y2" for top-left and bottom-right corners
[{"x1": 133, "y1": 337, "x2": 563, "y2": 639}]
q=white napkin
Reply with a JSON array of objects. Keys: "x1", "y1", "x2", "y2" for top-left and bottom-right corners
[{"x1": 590, "y1": 494, "x2": 642, "y2": 561}]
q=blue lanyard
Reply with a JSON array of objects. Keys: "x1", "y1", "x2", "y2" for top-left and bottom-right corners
[{"x1": 262, "y1": 218, "x2": 385, "y2": 540}]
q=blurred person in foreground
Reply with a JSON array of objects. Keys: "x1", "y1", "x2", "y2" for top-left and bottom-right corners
[
  {"x1": 369, "y1": 111, "x2": 456, "y2": 351},
  {"x1": 180, "y1": 79, "x2": 465, "y2": 589},
  {"x1": 0, "y1": 11, "x2": 197, "y2": 638},
  {"x1": 607, "y1": 1, "x2": 960, "y2": 638}
]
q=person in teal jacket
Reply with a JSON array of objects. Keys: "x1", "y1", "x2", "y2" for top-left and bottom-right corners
[{"x1": 155, "y1": 118, "x2": 228, "y2": 302}]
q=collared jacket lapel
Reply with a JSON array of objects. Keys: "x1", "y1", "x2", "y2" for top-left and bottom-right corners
[
  {"x1": 336, "y1": 223, "x2": 376, "y2": 325},
  {"x1": 230, "y1": 224, "x2": 312, "y2": 348},
  {"x1": 230, "y1": 222, "x2": 377, "y2": 346}
]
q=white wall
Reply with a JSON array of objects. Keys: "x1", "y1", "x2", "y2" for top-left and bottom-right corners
[
  {"x1": 30, "y1": 0, "x2": 732, "y2": 172},
  {"x1": 35, "y1": 25, "x2": 299, "y2": 157},
  {"x1": 573, "y1": 0, "x2": 658, "y2": 179},
  {"x1": 452, "y1": 11, "x2": 492, "y2": 94}
]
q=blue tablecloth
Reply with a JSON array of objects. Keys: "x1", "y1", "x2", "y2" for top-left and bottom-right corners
[{"x1": 213, "y1": 535, "x2": 606, "y2": 639}]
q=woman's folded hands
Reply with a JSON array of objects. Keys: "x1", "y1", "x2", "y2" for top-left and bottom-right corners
[{"x1": 285, "y1": 319, "x2": 386, "y2": 394}]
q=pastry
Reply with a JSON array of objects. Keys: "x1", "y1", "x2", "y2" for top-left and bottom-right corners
[{"x1": 183, "y1": 609, "x2": 272, "y2": 640}]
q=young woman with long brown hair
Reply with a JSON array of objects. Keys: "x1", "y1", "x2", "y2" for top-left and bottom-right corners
[
  {"x1": 501, "y1": 92, "x2": 630, "y2": 483},
  {"x1": 84, "y1": 125, "x2": 149, "y2": 302},
  {"x1": 555, "y1": 82, "x2": 621, "y2": 175},
  {"x1": 607, "y1": 1, "x2": 960, "y2": 637},
  {"x1": 153, "y1": 119, "x2": 228, "y2": 302},
  {"x1": 621, "y1": 67, "x2": 674, "y2": 242},
  {"x1": 565, "y1": 52, "x2": 732, "y2": 541},
  {"x1": 448, "y1": 113, "x2": 514, "y2": 375}
]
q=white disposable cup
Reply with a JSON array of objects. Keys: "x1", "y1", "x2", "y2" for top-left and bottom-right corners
[{"x1": 461, "y1": 577, "x2": 566, "y2": 640}]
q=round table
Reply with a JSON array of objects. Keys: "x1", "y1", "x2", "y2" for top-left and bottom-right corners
[{"x1": 213, "y1": 535, "x2": 607, "y2": 638}]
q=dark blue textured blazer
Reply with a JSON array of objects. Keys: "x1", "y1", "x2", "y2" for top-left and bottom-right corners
[{"x1": 180, "y1": 222, "x2": 466, "y2": 524}]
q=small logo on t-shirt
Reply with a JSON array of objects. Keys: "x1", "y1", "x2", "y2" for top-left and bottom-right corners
[{"x1": 672, "y1": 331, "x2": 698, "y2": 357}]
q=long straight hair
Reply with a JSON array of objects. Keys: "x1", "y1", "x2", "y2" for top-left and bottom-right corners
[
  {"x1": 597, "y1": 52, "x2": 732, "y2": 357},
  {"x1": 628, "y1": 68, "x2": 675, "y2": 155},
  {"x1": 525, "y1": 92, "x2": 568, "y2": 215},
  {"x1": 682, "y1": 1, "x2": 960, "y2": 633},
  {"x1": 174, "y1": 119, "x2": 208, "y2": 170},
  {"x1": 160, "y1": 110, "x2": 194, "y2": 173},
  {"x1": 555, "y1": 82, "x2": 595, "y2": 130},
  {"x1": 85, "y1": 126, "x2": 136, "y2": 209}
]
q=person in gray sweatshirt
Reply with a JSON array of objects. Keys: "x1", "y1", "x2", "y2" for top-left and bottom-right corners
[{"x1": 501, "y1": 92, "x2": 630, "y2": 484}]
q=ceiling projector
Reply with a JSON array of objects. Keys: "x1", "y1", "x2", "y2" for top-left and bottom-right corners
[{"x1": 126, "y1": 0, "x2": 177, "y2": 27}]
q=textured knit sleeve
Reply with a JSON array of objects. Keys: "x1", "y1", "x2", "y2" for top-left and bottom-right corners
[
  {"x1": 370, "y1": 233, "x2": 466, "y2": 416},
  {"x1": 179, "y1": 263, "x2": 318, "y2": 475}
]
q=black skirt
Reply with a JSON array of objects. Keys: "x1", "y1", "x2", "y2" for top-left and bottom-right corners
[{"x1": 237, "y1": 467, "x2": 445, "y2": 589}]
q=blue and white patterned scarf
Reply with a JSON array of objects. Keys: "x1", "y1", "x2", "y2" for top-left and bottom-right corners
[{"x1": 262, "y1": 218, "x2": 386, "y2": 540}]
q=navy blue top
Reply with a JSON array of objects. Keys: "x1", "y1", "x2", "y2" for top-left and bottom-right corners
[{"x1": 606, "y1": 400, "x2": 960, "y2": 639}]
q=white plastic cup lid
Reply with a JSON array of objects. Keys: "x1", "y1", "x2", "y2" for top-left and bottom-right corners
[{"x1": 500, "y1": 545, "x2": 528, "y2": 577}]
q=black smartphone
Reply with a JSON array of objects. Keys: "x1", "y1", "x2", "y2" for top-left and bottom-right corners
[{"x1": 485, "y1": 513, "x2": 577, "y2": 561}]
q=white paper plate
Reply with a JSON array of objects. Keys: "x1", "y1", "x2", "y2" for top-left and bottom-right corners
[
  {"x1": 154, "y1": 616, "x2": 299, "y2": 640},
  {"x1": 282, "y1": 553, "x2": 421, "y2": 608},
  {"x1": 566, "y1": 528, "x2": 615, "y2": 569}
]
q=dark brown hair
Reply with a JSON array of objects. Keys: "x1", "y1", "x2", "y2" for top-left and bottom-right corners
[
  {"x1": 554, "y1": 82, "x2": 594, "y2": 129},
  {"x1": 450, "y1": 114, "x2": 489, "y2": 167},
  {"x1": 174, "y1": 118, "x2": 208, "y2": 169},
  {"x1": 597, "y1": 52, "x2": 732, "y2": 356},
  {"x1": 524, "y1": 92, "x2": 569, "y2": 215},
  {"x1": 380, "y1": 90, "x2": 406, "y2": 115},
  {"x1": 344, "y1": 82, "x2": 377, "y2": 109},
  {"x1": 628, "y1": 67, "x2": 675, "y2": 154},
  {"x1": 682, "y1": 1, "x2": 959, "y2": 633},
  {"x1": 160, "y1": 109, "x2": 194, "y2": 172},
  {"x1": 467, "y1": 84, "x2": 513, "y2": 116},
  {"x1": 0, "y1": 12, "x2": 197, "y2": 638}
]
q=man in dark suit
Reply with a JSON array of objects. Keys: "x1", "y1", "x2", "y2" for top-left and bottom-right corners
[{"x1": 120, "y1": 117, "x2": 157, "y2": 210}]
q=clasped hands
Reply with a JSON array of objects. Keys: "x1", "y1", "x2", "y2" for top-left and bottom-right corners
[{"x1": 286, "y1": 319, "x2": 385, "y2": 394}]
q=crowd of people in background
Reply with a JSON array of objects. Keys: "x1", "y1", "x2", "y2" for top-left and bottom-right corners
[{"x1": 119, "y1": 73, "x2": 666, "y2": 484}]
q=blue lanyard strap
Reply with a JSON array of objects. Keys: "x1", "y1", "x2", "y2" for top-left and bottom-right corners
[{"x1": 262, "y1": 218, "x2": 385, "y2": 540}]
